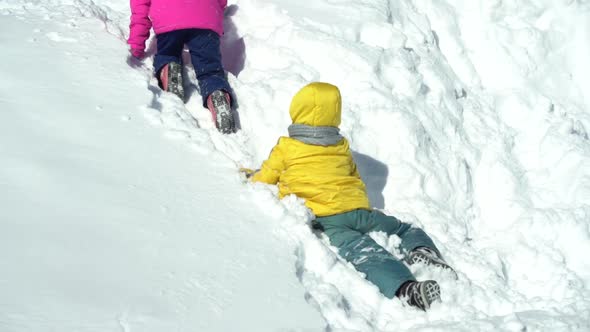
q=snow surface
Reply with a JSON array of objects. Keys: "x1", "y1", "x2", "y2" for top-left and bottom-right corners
[{"x1": 1, "y1": 0, "x2": 589, "y2": 331}]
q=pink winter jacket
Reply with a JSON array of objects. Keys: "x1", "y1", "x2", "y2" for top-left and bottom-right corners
[{"x1": 128, "y1": 0, "x2": 227, "y2": 55}]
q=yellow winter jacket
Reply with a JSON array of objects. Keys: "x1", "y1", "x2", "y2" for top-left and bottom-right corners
[{"x1": 251, "y1": 82, "x2": 371, "y2": 217}]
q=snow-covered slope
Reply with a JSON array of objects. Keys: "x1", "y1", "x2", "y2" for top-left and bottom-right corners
[
  {"x1": 1, "y1": 0, "x2": 589, "y2": 331},
  {"x1": 0, "y1": 6, "x2": 323, "y2": 332}
]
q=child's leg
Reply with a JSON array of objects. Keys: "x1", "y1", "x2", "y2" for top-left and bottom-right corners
[
  {"x1": 363, "y1": 210, "x2": 455, "y2": 274},
  {"x1": 184, "y1": 29, "x2": 232, "y2": 107},
  {"x1": 154, "y1": 30, "x2": 187, "y2": 77},
  {"x1": 357, "y1": 209, "x2": 442, "y2": 257},
  {"x1": 315, "y1": 211, "x2": 415, "y2": 299}
]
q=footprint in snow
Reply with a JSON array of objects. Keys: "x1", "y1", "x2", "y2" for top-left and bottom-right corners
[{"x1": 46, "y1": 31, "x2": 77, "y2": 43}]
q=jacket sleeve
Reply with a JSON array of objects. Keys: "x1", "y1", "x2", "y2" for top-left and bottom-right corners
[
  {"x1": 128, "y1": 0, "x2": 152, "y2": 52},
  {"x1": 346, "y1": 142, "x2": 362, "y2": 179},
  {"x1": 351, "y1": 161, "x2": 362, "y2": 179},
  {"x1": 251, "y1": 141, "x2": 285, "y2": 185}
]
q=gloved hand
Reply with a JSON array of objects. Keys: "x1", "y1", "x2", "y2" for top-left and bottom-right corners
[
  {"x1": 239, "y1": 168, "x2": 257, "y2": 179},
  {"x1": 130, "y1": 47, "x2": 145, "y2": 60}
]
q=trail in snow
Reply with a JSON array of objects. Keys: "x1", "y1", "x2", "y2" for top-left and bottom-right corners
[
  {"x1": 0, "y1": 3, "x2": 324, "y2": 332},
  {"x1": 1, "y1": 0, "x2": 589, "y2": 331}
]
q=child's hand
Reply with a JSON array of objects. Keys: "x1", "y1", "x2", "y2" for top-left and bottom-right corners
[
  {"x1": 127, "y1": 48, "x2": 145, "y2": 68},
  {"x1": 130, "y1": 48, "x2": 145, "y2": 60},
  {"x1": 239, "y1": 168, "x2": 257, "y2": 179}
]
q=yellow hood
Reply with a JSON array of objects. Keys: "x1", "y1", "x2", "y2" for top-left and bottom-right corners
[{"x1": 289, "y1": 82, "x2": 342, "y2": 127}]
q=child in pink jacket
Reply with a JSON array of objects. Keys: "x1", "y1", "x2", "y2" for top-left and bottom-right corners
[{"x1": 128, "y1": 0, "x2": 235, "y2": 133}]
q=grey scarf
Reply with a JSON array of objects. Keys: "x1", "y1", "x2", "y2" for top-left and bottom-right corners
[{"x1": 288, "y1": 124, "x2": 344, "y2": 146}]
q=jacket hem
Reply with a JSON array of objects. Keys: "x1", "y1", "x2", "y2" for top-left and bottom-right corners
[
  {"x1": 314, "y1": 207, "x2": 371, "y2": 218},
  {"x1": 154, "y1": 24, "x2": 223, "y2": 36}
]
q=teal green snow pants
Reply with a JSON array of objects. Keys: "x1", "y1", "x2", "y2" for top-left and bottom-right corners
[{"x1": 314, "y1": 209, "x2": 440, "y2": 299}]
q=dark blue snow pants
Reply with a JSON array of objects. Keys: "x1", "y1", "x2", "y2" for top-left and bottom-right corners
[
  {"x1": 314, "y1": 209, "x2": 440, "y2": 299},
  {"x1": 154, "y1": 29, "x2": 232, "y2": 107}
]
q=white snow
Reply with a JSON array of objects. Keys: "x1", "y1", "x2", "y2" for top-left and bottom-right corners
[{"x1": 1, "y1": 0, "x2": 589, "y2": 331}]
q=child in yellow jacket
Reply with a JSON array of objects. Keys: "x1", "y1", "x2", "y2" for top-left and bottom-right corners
[{"x1": 244, "y1": 82, "x2": 454, "y2": 310}]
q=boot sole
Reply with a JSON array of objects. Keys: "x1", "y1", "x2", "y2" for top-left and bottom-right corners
[
  {"x1": 167, "y1": 62, "x2": 184, "y2": 101},
  {"x1": 408, "y1": 252, "x2": 458, "y2": 279},
  {"x1": 210, "y1": 91, "x2": 235, "y2": 134},
  {"x1": 419, "y1": 280, "x2": 441, "y2": 310}
]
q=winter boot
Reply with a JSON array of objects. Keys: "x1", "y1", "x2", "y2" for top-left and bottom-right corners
[
  {"x1": 159, "y1": 62, "x2": 184, "y2": 101},
  {"x1": 207, "y1": 90, "x2": 235, "y2": 134},
  {"x1": 406, "y1": 247, "x2": 455, "y2": 274},
  {"x1": 397, "y1": 280, "x2": 441, "y2": 311}
]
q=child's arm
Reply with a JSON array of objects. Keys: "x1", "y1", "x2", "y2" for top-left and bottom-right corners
[
  {"x1": 250, "y1": 142, "x2": 285, "y2": 184},
  {"x1": 351, "y1": 161, "x2": 362, "y2": 179},
  {"x1": 128, "y1": 0, "x2": 152, "y2": 58}
]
